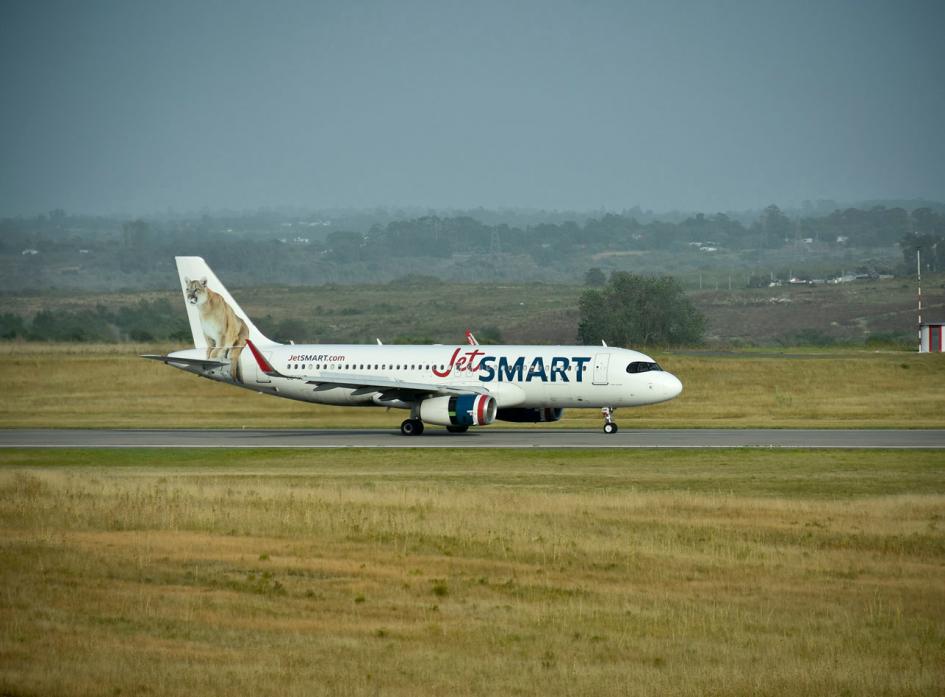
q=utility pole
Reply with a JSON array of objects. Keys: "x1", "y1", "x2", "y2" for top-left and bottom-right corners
[{"x1": 917, "y1": 249, "x2": 922, "y2": 350}]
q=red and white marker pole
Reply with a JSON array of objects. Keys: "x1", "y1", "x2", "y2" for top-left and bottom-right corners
[{"x1": 917, "y1": 249, "x2": 922, "y2": 350}]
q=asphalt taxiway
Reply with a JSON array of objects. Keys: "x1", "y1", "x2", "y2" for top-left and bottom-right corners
[{"x1": 1, "y1": 428, "x2": 944, "y2": 449}]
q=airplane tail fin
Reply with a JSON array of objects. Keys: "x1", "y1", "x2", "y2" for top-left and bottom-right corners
[{"x1": 175, "y1": 256, "x2": 277, "y2": 350}]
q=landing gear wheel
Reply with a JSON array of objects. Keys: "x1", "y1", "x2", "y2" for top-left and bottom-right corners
[
  {"x1": 601, "y1": 406, "x2": 618, "y2": 434},
  {"x1": 400, "y1": 419, "x2": 424, "y2": 436},
  {"x1": 446, "y1": 425, "x2": 469, "y2": 434}
]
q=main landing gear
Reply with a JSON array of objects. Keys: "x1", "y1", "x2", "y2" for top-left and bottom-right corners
[
  {"x1": 601, "y1": 407, "x2": 618, "y2": 434},
  {"x1": 399, "y1": 420, "x2": 469, "y2": 435},
  {"x1": 400, "y1": 419, "x2": 424, "y2": 436}
]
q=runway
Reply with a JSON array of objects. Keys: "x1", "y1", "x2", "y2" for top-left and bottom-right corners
[{"x1": 1, "y1": 428, "x2": 944, "y2": 449}]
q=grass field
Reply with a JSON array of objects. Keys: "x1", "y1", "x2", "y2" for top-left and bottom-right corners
[
  {"x1": 1, "y1": 448, "x2": 943, "y2": 696},
  {"x1": 1, "y1": 342, "x2": 943, "y2": 429}
]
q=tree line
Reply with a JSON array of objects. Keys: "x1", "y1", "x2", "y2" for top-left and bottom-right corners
[
  {"x1": 3, "y1": 204, "x2": 943, "y2": 288},
  {"x1": 0, "y1": 299, "x2": 190, "y2": 342}
]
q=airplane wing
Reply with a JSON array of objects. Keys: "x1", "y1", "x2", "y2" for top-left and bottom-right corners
[
  {"x1": 245, "y1": 339, "x2": 489, "y2": 398},
  {"x1": 303, "y1": 372, "x2": 490, "y2": 397},
  {"x1": 141, "y1": 354, "x2": 228, "y2": 370}
]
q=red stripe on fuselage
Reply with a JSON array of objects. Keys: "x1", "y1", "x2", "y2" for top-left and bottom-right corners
[{"x1": 246, "y1": 339, "x2": 275, "y2": 373}]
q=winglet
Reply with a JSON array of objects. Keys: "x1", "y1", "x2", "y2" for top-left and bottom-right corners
[
  {"x1": 246, "y1": 339, "x2": 280, "y2": 377},
  {"x1": 465, "y1": 329, "x2": 479, "y2": 346}
]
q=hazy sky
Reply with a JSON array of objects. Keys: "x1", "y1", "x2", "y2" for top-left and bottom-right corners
[{"x1": 1, "y1": 0, "x2": 943, "y2": 216}]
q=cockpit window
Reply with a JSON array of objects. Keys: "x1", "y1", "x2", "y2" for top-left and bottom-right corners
[{"x1": 627, "y1": 361, "x2": 662, "y2": 374}]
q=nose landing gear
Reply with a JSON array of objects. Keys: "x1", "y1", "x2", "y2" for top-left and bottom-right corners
[{"x1": 601, "y1": 407, "x2": 618, "y2": 434}]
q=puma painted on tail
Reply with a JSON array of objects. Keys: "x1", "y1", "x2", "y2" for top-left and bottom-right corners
[{"x1": 184, "y1": 277, "x2": 249, "y2": 381}]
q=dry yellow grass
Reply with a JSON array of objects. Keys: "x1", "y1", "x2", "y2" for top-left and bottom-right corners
[
  {"x1": 1, "y1": 448, "x2": 943, "y2": 696},
  {"x1": 0, "y1": 342, "x2": 943, "y2": 429}
]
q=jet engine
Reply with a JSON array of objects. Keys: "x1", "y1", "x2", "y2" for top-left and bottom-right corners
[
  {"x1": 419, "y1": 394, "x2": 497, "y2": 427},
  {"x1": 495, "y1": 407, "x2": 564, "y2": 423}
]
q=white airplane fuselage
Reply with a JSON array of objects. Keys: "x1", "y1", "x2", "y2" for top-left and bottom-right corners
[{"x1": 166, "y1": 343, "x2": 682, "y2": 410}]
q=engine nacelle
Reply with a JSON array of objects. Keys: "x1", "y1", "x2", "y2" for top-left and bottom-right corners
[
  {"x1": 495, "y1": 407, "x2": 564, "y2": 423},
  {"x1": 420, "y1": 394, "x2": 497, "y2": 427}
]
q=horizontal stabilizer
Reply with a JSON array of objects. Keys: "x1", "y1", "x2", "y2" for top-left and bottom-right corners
[{"x1": 140, "y1": 354, "x2": 227, "y2": 370}]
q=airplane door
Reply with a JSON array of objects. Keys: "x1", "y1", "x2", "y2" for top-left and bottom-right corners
[
  {"x1": 592, "y1": 353, "x2": 610, "y2": 385},
  {"x1": 254, "y1": 350, "x2": 272, "y2": 384}
]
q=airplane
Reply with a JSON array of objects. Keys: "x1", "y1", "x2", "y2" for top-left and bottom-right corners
[{"x1": 143, "y1": 257, "x2": 683, "y2": 435}]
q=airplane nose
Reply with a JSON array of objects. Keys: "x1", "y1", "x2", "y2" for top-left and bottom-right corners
[
  {"x1": 650, "y1": 372, "x2": 682, "y2": 402},
  {"x1": 665, "y1": 372, "x2": 683, "y2": 399}
]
